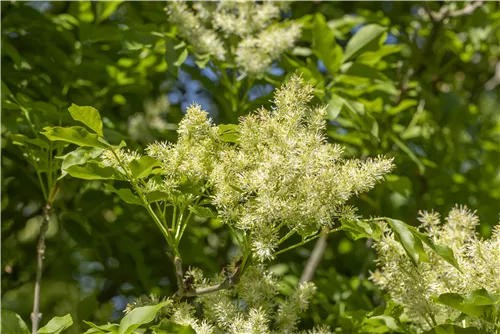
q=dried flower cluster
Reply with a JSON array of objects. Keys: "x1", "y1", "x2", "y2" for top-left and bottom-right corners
[
  {"x1": 166, "y1": 1, "x2": 301, "y2": 77},
  {"x1": 145, "y1": 75, "x2": 394, "y2": 261},
  {"x1": 371, "y1": 206, "x2": 500, "y2": 332}
]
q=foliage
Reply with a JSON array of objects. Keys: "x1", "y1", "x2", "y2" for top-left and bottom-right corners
[{"x1": 1, "y1": 1, "x2": 499, "y2": 334}]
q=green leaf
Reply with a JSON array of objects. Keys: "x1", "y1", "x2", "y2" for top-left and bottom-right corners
[
  {"x1": 326, "y1": 94, "x2": 343, "y2": 121},
  {"x1": 68, "y1": 104, "x2": 104, "y2": 136},
  {"x1": 59, "y1": 147, "x2": 104, "y2": 178},
  {"x1": 407, "y1": 226, "x2": 460, "y2": 270},
  {"x1": 174, "y1": 48, "x2": 188, "y2": 67},
  {"x1": 119, "y1": 301, "x2": 171, "y2": 334},
  {"x1": 361, "y1": 315, "x2": 402, "y2": 333},
  {"x1": 149, "y1": 319, "x2": 196, "y2": 334},
  {"x1": 83, "y1": 321, "x2": 120, "y2": 334},
  {"x1": 385, "y1": 218, "x2": 428, "y2": 265},
  {"x1": 104, "y1": 184, "x2": 143, "y2": 206},
  {"x1": 189, "y1": 205, "x2": 217, "y2": 218},
  {"x1": 41, "y1": 126, "x2": 109, "y2": 149},
  {"x1": 37, "y1": 314, "x2": 73, "y2": 334},
  {"x1": 312, "y1": 13, "x2": 343, "y2": 73},
  {"x1": 343, "y1": 24, "x2": 387, "y2": 62},
  {"x1": 391, "y1": 134, "x2": 425, "y2": 174},
  {"x1": 146, "y1": 191, "x2": 170, "y2": 203},
  {"x1": 341, "y1": 62, "x2": 385, "y2": 80},
  {"x1": 1, "y1": 309, "x2": 30, "y2": 334},
  {"x1": 217, "y1": 124, "x2": 240, "y2": 144},
  {"x1": 423, "y1": 324, "x2": 480, "y2": 334},
  {"x1": 11, "y1": 134, "x2": 50, "y2": 149},
  {"x1": 434, "y1": 290, "x2": 499, "y2": 323},
  {"x1": 66, "y1": 163, "x2": 125, "y2": 180},
  {"x1": 341, "y1": 218, "x2": 382, "y2": 241},
  {"x1": 129, "y1": 156, "x2": 161, "y2": 179},
  {"x1": 96, "y1": 1, "x2": 123, "y2": 23}
]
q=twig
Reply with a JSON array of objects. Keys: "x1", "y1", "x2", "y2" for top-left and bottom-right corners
[
  {"x1": 300, "y1": 229, "x2": 329, "y2": 283},
  {"x1": 428, "y1": 1, "x2": 484, "y2": 21},
  {"x1": 31, "y1": 185, "x2": 59, "y2": 333},
  {"x1": 30, "y1": 202, "x2": 52, "y2": 334}
]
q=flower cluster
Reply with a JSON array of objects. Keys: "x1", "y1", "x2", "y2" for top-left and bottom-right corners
[
  {"x1": 128, "y1": 96, "x2": 174, "y2": 143},
  {"x1": 166, "y1": 1, "x2": 301, "y2": 77},
  {"x1": 371, "y1": 205, "x2": 500, "y2": 332},
  {"x1": 146, "y1": 75, "x2": 394, "y2": 261},
  {"x1": 168, "y1": 265, "x2": 328, "y2": 334}
]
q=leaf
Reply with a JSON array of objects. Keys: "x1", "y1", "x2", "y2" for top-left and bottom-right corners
[
  {"x1": 37, "y1": 314, "x2": 73, "y2": 334},
  {"x1": 149, "y1": 319, "x2": 196, "y2": 334},
  {"x1": 1, "y1": 309, "x2": 30, "y2": 334},
  {"x1": 341, "y1": 218, "x2": 382, "y2": 242},
  {"x1": 391, "y1": 134, "x2": 425, "y2": 174},
  {"x1": 463, "y1": 289, "x2": 500, "y2": 306},
  {"x1": 146, "y1": 191, "x2": 170, "y2": 203},
  {"x1": 41, "y1": 126, "x2": 109, "y2": 149},
  {"x1": 68, "y1": 104, "x2": 104, "y2": 136},
  {"x1": 217, "y1": 124, "x2": 240, "y2": 144},
  {"x1": 104, "y1": 184, "x2": 143, "y2": 206},
  {"x1": 59, "y1": 147, "x2": 105, "y2": 179},
  {"x1": 361, "y1": 315, "x2": 402, "y2": 333},
  {"x1": 408, "y1": 226, "x2": 460, "y2": 270},
  {"x1": 422, "y1": 324, "x2": 480, "y2": 334},
  {"x1": 66, "y1": 163, "x2": 125, "y2": 180},
  {"x1": 326, "y1": 94, "x2": 343, "y2": 120},
  {"x1": 189, "y1": 205, "x2": 217, "y2": 218},
  {"x1": 83, "y1": 321, "x2": 120, "y2": 334},
  {"x1": 343, "y1": 24, "x2": 387, "y2": 62},
  {"x1": 174, "y1": 48, "x2": 188, "y2": 67},
  {"x1": 341, "y1": 62, "x2": 385, "y2": 80},
  {"x1": 385, "y1": 218, "x2": 428, "y2": 265},
  {"x1": 129, "y1": 156, "x2": 161, "y2": 179},
  {"x1": 434, "y1": 290, "x2": 499, "y2": 323},
  {"x1": 312, "y1": 13, "x2": 343, "y2": 73},
  {"x1": 11, "y1": 133, "x2": 50, "y2": 149},
  {"x1": 118, "y1": 301, "x2": 171, "y2": 334},
  {"x1": 96, "y1": 1, "x2": 123, "y2": 23}
]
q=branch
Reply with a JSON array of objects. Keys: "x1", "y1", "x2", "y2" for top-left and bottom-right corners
[
  {"x1": 30, "y1": 200, "x2": 52, "y2": 333},
  {"x1": 426, "y1": 1, "x2": 483, "y2": 22},
  {"x1": 300, "y1": 230, "x2": 329, "y2": 283}
]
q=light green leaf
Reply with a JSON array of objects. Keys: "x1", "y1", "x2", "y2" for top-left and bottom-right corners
[
  {"x1": 361, "y1": 315, "x2": 402, "y2": 333},
  {"x1": 59, "y1": 147, "x2": 105, "y2": 179},
  {"x1": 146, "y1": 191, "x2": 170, "y2": 203},
  {"x1": 435, "y1": 290, "x2": 499, "y2": 323},
  {"x1": 343, "y1": 24, "x2": 387, "y2": 62},
  {"x1": 217, "y1": 124, "x2": 240, "y2": 144},
  {"x1": 66, "y1": 163, "x2": 125, "y2": 180},
  {"x1": 423, "y1": 324, "x2": 480, "y2": 334},
  {"x1": 11, "y1": 134, "x2": 50, "y2": 149},
  {"x1": 68, "y1": 104, "x2": 104, "y2": 136},
  {"x1": 1, "y1": 309, "x2": 30, "y2": 334},
  {"x1": 83, "y1": 321, "x2": 119, "y2": 334},
  {"x1": 41, "y1": 126, "x2": 109, "y2": 149},
  {"x1": 386, "y1": 99, "x2": 418, "y2": 115},
  {"x1": 463, "y1": 289, "x2": 500, "y2": 306},
  {"x1": 174, "y1": 48, "x2": 188, "y2": 67},
  {"x1": 129, "y1": 156, "x2": 161, "y2": 179},
  {"x1": 104, "y1": 184, "x2": 143, "y2": 206},
  {"x1": 385, "y1": 218, "x2": 428, "y2": 265},
  {"x1": 189, "y1": 205, "x2": 217, "y2": 218},
  {"x1": 341, "y1": 218, "x2": 382, "y2": 242},
  {"x1": 326, "y1": 94, "x2": 343, "y2": 121},
  {"x1": 119, "y1": 301, "x2": 171, "y2": 334},
  {"x1": 37, "y1": 314, "x2": 73, "y2": 334},
  {"x1": 96, "y1": 1, "x2": 123, "y2": 23}
]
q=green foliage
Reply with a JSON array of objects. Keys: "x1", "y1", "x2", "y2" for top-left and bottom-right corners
[{"x1": 2, "y1": 1, "x2": 499, "y2": 334}]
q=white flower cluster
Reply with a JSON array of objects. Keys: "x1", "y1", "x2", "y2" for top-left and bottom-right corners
[
  {"x1": 371, "y1": 206, "x2": 500, "y2": 332},
  {"x1": 147, "y1": 75, "x2": 394, "y2": 261},
  {"x1": 128, "y1": 96, "x2": 173, "y2": 143},
  {"x1": 164, "y1": 264, "x2": 329, "y2": 334},
  {"x1": 166, "y1": 1, "x2": 301, "y2": 77}
]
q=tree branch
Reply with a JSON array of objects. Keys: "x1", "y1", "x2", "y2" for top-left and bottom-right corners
[
  {"x1": 300, "y1": 231, "x2": 329, "y2": 283},
  {"x1": 30, "y1": 202, "x2": 52, "y2": 333}
]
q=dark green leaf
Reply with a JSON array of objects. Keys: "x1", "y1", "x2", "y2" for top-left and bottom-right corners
[
  {"x1": 422, "y1": 324, "x2": 480, "y2": 334},
  {"x1": 385, "y1": 218, "x2": 428, "y2": 265}
]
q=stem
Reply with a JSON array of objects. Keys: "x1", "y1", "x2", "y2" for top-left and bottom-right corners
[
  {"x1": 31, "y1": 186, "x2": 58, "y2": 334},
  {"x1": 300, "y1": 229, "x2": 329, "y2": 283},
  {"x1": 275, "y1": 227, "x2": 344, "y2": 256}
]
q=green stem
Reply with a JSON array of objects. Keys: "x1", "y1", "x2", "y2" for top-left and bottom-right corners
[{"x1": 275, "y1": 227, "x2": 344, "y2": 256}]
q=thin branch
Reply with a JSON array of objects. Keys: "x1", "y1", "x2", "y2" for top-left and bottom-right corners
[
  {"x1": 300, "y1": 230, "x2": 329, "y2": 283},
  {"x1": 31, "y1": 185, "x2": 58, "y2": 334}
]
